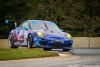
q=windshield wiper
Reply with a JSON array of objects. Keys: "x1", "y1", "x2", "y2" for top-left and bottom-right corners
[{"x1": 44, "y1": 23, "x2": 49, "y2": 30}]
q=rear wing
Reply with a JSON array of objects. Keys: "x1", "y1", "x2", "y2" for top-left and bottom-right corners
[{"x1": 5, "y1": 19, "x2": 25, "y2": 28}]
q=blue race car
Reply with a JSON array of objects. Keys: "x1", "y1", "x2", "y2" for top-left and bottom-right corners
[{"x1": 6, "y1": 20, "x2": 73, "y2": 51}]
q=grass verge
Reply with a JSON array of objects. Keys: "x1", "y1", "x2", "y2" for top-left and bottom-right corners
[{"x1": 0, "y1": 48, "x2": 59, "y2": 61}]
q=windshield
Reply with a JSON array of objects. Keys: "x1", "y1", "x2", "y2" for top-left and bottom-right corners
[
  {"x1": 30, "y1": 21, "x2": 47, "y2": 30},
  {"x1": 45, "y1": 22, "x2": 61, "y2": 32},
  {"x1": 30, "y1": 20, "x2": 61, "y2": 32}
]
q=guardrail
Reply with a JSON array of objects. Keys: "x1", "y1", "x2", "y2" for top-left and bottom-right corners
[
  {"x1": 73, "y1": 37, "x2": 100, "y2": 48},
  {"x1": 0, "y1": 37, "x2": 100, "y2": 48}
]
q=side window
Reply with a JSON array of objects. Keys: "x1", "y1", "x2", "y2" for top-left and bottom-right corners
[{"x1": 21, "y1": 22, "x2": 28, "y2": 29}]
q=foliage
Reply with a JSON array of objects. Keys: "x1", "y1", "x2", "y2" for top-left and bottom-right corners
[{"x1": 0, "y1": 0, "x2": 100, "y2": 38}]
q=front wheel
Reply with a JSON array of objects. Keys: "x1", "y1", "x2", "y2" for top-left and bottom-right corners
[
  {"x1": 63, "y1": 49, "x2": 70, "y2": 51},
  {"x1": 27, "y1": 34, "x2": 33, "y2": 48},
  {"x1": 9, "y1": 34, "x2": 19, "y2": 48}
]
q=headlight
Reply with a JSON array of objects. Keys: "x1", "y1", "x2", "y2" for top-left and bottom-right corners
[
  {"x1": 37, "y1": 32, "x2": 43, "y2": 37},
  {"x1": 66, "y1": 34, "x2": 72, "y2": 40}
]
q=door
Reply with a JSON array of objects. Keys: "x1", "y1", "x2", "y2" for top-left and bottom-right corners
[{"x1": 17, "y1": 22, "x2": 29, "y2": 43}]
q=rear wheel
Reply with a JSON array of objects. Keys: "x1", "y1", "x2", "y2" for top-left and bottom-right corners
[
  {"x1": 43, "y1": 48, "x2": 52, "y2": 51},
  {"x1": 27, "y1": 34, "x2": 33, "y2": 48},
  {"x1": 63, "y1": 49, "x2": 70, "y2": 51},
  {"x1": 9, "y1": 34, "x2": 19, "y2": 48}
]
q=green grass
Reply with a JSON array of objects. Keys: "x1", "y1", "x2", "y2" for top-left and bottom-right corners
[{"x1": 0, "y1": 48, "x2": 59, "y2": 61}]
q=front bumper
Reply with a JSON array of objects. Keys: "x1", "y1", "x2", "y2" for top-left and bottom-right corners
[{"x1": 33, "y1": 38, "x2": 73, "y2": 49}]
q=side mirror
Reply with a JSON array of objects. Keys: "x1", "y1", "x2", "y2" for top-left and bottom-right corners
[
  {"x1": 60, "y1": 29, "x2": 63, "y2": 32},
  {"x1": 23, "y1": 26, "x2": 28, "y2": 30}
]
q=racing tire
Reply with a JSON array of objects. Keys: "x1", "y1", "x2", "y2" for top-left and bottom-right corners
[
  {"x1": 9, "y1": 34, "x2": 19, "y2": 48},
  {"x1": 63, "y1": 49, "x2": 70, "y2": 51},
  {"x1": 43, "y1": 48, "x2": 52, "y2": 51},
  {"x1": 27, "y1": 34, "x2": 33, "y2": 48}
]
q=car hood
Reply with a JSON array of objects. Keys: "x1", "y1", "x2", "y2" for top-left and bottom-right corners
[{"x1": 32, "y1": 30, "x2": 67, "y2": 39}]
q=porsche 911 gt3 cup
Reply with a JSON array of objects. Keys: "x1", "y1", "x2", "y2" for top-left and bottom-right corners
[{"x1": 6, "y1": 20, "x2": 73, "y2": 51}]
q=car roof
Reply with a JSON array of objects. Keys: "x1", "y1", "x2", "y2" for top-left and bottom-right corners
[
  {"x1": 19, "y1": 20, "x2": 55, "y2": 26},
  {"x1": 26, "y1": 20, "x2": 51, "y2": 23}
]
